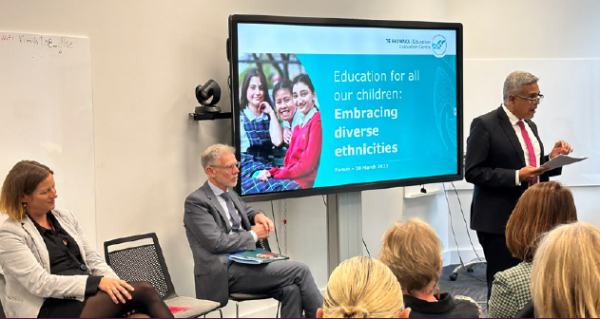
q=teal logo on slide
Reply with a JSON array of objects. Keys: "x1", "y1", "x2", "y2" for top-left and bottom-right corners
[{"x1": 432, "y1": 35, "x2": 447, "y2": 57}]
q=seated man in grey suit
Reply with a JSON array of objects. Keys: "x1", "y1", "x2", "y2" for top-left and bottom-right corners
[{"x1": 184, "y1": 143, "x2": 323, "y2": 318}]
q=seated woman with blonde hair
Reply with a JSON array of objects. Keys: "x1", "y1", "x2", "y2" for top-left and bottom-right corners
[
  {"x1": 379, "y1": 219, "x2": 480, "y2": 318},
  {"x1": 531, "y1": 222, "x2": 600, "y2": 318},
  {"x1": 318, "y1": 256, "x2": 410, "y2": 318},
  {"x1": 488, "y1": 181, "x2": 577, "y2": 318},
  {"x1": 0, "y1": 160, "x2": 173, "y2": 318}
]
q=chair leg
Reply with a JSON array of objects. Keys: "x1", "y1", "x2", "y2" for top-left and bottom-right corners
[
  {"x1": 202, "y1": 308, "x2": 224, "y2": 318},
  {"x1": 275, "y1": 301, "x2": 281, "y2": 318}
]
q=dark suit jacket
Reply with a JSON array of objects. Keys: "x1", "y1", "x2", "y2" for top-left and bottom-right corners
[
  {"x1": 465, "y1": 106, "x2": 561, "y2": 234},
  {"x1": 183, "y1": 181, "x2": 259, "y2": 306}
]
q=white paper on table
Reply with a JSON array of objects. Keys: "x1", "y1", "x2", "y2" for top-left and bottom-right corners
[{"x1": 541, "y1": 155, "x2": 588, "y2": 170}]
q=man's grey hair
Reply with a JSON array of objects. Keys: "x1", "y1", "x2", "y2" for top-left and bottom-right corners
[
  {"x1": 503, "y1": 71, "x2": 539, "y2": 104},
  {"x1": 201, "y1": 144, "x2": 236, "y2": 170}
]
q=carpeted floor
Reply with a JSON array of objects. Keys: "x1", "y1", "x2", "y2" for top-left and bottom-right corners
[{"x1": 440, "y1": 262, "x2": 488, "y2": 316}]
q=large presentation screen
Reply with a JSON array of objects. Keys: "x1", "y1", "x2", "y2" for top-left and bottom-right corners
[{"x1": 228, "y1": 15, "x2": 463, "y2": 201}]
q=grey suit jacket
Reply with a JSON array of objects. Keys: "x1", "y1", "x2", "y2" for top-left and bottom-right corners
[
  {"x1": 0, "y1": 209, "x2": 118, "y2": 318},
  {"x1": 184, "y1": 182, "x2": 259, "y2": 306}
]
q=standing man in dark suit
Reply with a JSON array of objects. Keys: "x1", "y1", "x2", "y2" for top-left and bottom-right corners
[
  {"x1": 184, "y1": 144, "x2": 323, "y2": 318},
  {"x1": 465, "y1": 71, "x2": 572, "y2": 298}
]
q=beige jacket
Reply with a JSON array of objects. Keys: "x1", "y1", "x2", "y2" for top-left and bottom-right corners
[{"x1": 0, "y1": 209, "x2": 117, "y2": 318}]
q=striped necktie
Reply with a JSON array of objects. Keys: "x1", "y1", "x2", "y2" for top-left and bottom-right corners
[{"x1": 220, "y1": 192, "x2": 242, "y2": 231}]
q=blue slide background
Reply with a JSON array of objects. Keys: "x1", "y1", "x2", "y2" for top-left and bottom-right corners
[{"x1": 295, "y1": 54, "x2": 458, "y2": 188}]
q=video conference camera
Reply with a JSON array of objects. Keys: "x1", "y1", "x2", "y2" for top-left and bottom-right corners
[{"x1": 195, "y1": 79, "x2": 222, "y2": 114}]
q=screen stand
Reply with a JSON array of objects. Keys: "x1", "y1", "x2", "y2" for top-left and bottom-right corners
[{"x1": 326, "y1": 192, "x2": 362, "y2": 276}]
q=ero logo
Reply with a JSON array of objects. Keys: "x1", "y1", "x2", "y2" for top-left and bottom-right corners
[{"x1": 431, "y1": 35, "x2": 447, "y2": 57}]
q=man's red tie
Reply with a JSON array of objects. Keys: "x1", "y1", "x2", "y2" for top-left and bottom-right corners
[{"x1": 517, "y1": 120, "x2": 537, "y2": 185}]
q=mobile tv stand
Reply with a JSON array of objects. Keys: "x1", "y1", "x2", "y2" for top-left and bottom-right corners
[
  {"x1": 326, "y1": 192, "x2": 363, "y2": 277},
  {"x1": 449, "y1": 259, "x2": 487, "y2": 281}
]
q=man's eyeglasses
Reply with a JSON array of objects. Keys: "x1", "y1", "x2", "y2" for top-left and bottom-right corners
[
  {"x1": 210, "y1": 162, "x2": 241, "y2": 172},
  {"x1": 514, "y1": 94, "x2": 544, "y2": 103}
]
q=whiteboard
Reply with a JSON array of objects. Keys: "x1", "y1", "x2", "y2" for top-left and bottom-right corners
[
  {"x1": 0, "y1": 32, "x2": 96, "y2": 240},
  {"x1": 455, "y1": 58, "x2": 600, "y2": 189}
]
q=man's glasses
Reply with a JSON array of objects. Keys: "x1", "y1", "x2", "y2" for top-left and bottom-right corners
[
  {"x1": 514, "y1": 94, "x2": 544, "y2": 103},
  {"x1": 210, "y1": 162, "x2": 241, "y2": 172}
]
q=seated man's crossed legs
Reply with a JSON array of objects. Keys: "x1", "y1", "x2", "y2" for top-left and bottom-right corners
[{"x1": 228, "y1": 260, "x2": 323, "y2": 318}]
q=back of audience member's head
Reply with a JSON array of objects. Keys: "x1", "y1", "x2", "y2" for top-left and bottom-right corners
[
  {"x1": 531, "y1": 222, "x2": 600, "y2": 318},
  {"x1": 506, "y1": 181, "x2": 577, "y2": 261},
  {"x1": 318, "y1": 256, "x2": 410, "y2": 318},
  {"x1": 379, "y1": 219, "x2": 442, "y2": 293}
]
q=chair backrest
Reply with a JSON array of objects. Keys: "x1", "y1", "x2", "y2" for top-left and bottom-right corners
[
  {"x1": 257, "y1": 238, "x2": 272, "y2": 252},
  {"x1": 104, "y1": 233, "x2": 177, "y2": 300},
  {"x1": 0, "y1": 272, "x2": 6, "y2": 318},
  {"x1": 515, "y1": 300, "x2": 535, "y2": 318}
]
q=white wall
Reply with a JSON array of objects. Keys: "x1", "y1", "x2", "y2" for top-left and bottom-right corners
[
  {"x1": 0, "y1": 0, "x2": 449, "y2": 317},
  {"x1": 447, "y1": 0, "x2": 600, "y2": 59},
  {"x1": 2, "y1": 0, "x2": 600, "y2": 317},
  {"x1": 438, "y1": 0, "x2": 600, "y2": 264}
]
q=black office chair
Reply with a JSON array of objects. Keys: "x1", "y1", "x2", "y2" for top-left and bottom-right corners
[
  {"x1": 104, "y1": 233, "x2": 220, "y2": 318},
  {"x1": 227, "y1": 238, "x2": 281, "y2": 318},
  {"x1": 515, "y1": 300, "x2": 535, "y2": 318},
  {"x1": 0, "y1": 273, "x2": 6, "y2": 318}
]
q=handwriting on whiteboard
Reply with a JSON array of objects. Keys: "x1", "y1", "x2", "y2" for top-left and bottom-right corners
[{"x1": 0, "y1": 32, "x2": 74, "y2": 54}]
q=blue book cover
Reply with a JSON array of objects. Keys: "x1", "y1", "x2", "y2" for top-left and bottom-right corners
[{"x1": 229, "y1": 248, "x2": 289, "y2": 264}]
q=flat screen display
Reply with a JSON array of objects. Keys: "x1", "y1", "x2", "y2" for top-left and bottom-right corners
[{"x1": 228, "y1": 15, "x2": 463, "y2": 201}]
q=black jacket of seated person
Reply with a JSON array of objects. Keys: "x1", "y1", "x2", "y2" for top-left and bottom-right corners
[
  {"x1": 403, "y1": 293, "x2": 480, "y2": 318},
  {"x1": 31, "y1": 212, "x2": 101, "y2": 317}
]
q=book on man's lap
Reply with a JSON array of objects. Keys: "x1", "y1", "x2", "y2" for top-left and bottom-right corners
[{"x1": 229, "y1": 248, "x2": 289, "y2": 264}]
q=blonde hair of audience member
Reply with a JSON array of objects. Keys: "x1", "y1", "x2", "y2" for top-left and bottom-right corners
[
  {"x1": 0, "y1": 160, "x2": 53, "y2": 220},
  {"x1": 379, "y1": 219, "x2": 443, "y2": 298},
  {"x1": 531, "y1": 222, "x2": 600, "y2": 318},
  {"x1": 506, "y1": 181, "x2": 577, "y2": 261},
  {"x1": 317, "y1": 256, "x2": 410, "y2": 318}
]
